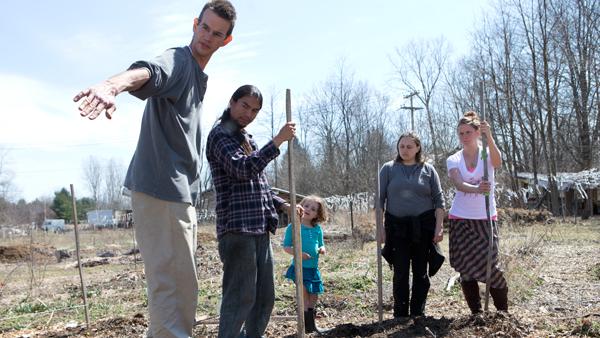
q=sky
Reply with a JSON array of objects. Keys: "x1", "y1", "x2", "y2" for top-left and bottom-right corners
[{"x1": 0, "y1": 0, "x2": 492, "y2": 202}]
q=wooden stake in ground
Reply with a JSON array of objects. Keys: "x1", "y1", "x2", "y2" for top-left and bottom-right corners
[
  {"x1": 70, "y1": 184, "x2": 90, "y2": 328},
  {"x1": 479, "y1": 83, "x2": 494, "y2": 312},
  {"x1": 29, "y1": 219, "x2": 36, "y2": 295},
  {"x1": 375, "y1": 161, "x2": 383, "y2": 323},
  {"x1": 286, "y1": 89, "x2": 305, "y2": 336}
]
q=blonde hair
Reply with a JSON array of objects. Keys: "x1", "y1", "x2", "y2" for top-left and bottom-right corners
[
  {"x1": 300, "y1": 195, "x2": 328, "y2": 226},
  {"x1": 457, "y1": 111, "x2": 481, "y2": 130}
]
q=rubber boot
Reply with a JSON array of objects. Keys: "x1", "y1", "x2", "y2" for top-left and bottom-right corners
[
  {"x1": 304, "y1": 308, "x2": 323, "y2": 334},
  {"x1": 489, "y1": 287, "x2": 509, "y2": 312},
  {"x1": 460, "y1": 280, "x2": 482, "y2": 314}
]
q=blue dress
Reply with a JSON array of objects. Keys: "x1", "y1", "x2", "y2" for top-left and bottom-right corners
[{"x1": 282, "y1": 223, "x2": 325, "y2": 294}]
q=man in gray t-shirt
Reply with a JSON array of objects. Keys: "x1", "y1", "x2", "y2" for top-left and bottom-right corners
[{"x1": 73, "y1": 2, "x2": 236, "y2": 337}]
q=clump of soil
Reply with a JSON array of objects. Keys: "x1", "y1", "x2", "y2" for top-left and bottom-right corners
[
  {"x1": 449, "y1": 312, "x2": 532, "y2": 337},
  {"x1": 498, "y1": 208, "x2": 553, "y2": 225},
  {"x1": 28, "y1": 313, "x2": 148, "y2": 338},
  {"x1": 0, "y1": 244, "x2": 54, "y2": 263}
]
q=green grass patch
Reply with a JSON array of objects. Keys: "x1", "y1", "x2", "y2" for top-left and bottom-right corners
[{"x1": 13, "y1": 300, "x2": 49, "y2": 314}]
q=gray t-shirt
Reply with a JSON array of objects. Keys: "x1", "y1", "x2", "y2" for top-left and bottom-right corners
[
  {"x1": 124, "y1": 46, "x2": 207, "y2": 205},
  {"x1": 379, "y1": 160, "x2": 445, "y2": 217}
]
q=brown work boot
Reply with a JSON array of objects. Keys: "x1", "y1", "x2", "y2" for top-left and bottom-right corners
[
  {"x1": 490, "y1": 287, "x2": 509, "y2": 312},
  {"x1": 460, "y1": 280, "x2": 482, "y2": 314}
]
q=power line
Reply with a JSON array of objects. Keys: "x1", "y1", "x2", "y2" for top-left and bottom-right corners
[
  {"x1": 0, "y1": 138, "x2": 137, "y2": 151},
  {"x1": 11, "y1": 167, "x2": 81, "y2": 175}
]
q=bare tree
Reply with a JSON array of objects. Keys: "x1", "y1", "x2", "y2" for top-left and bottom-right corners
[
  {"x1": 276, "y1": 138, "x2": 317, "y2": 196},
  {"x1": 257, "y1": 89, "x2": 285, "y2": 188},
  {"x1": 0, "y1": 148, "x2": 16, "y2": 202},
  {"x1": 391, "y1": 37, "x2": 451, "y2": 161},
  {"x1": 481, "y1": 2, "x2": 523, "y2": 191},
  {"x1": 354, "y1": 93, "x2": 395, "y2": 193},
  {"x1": 303, "y1": 61, "x2": 380, "y2": 195},
  {"x1": 437, "y1": 0, "x2": 598, "y2": 213},
  {"x1": 551, "y1": 0, "x2": 599, "y2": 170},
  {"x1": 82, "y1": 156, "x2": 103, "y2": 208},
  {"x1": 512, "y1": 0, "x2": 562, "y2": 213},
  {"x1": 103, "y1": 158, "x2": 126, "y2": 209},
  {"x1": 198, "y1": 164, "x2": 213, "y2": 212}
]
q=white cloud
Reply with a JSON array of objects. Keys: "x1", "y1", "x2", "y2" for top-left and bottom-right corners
[
  {"x1": 0, "y1": 73, "x2": 140, "y2": 149},
  {"x1": 0, "y1": 73, "x2": 141, "y2": 201}
]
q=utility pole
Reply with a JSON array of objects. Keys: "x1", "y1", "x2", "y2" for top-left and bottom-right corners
[{"x1": 400, "y1": 91, "x2": 423, "y2": 131}]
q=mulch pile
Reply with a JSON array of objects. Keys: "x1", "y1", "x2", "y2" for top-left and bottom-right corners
[
  {"x1": 498, "y1": 208, "x2": 553, "y2": 225},
  {"x1": 0, "y1": 244, "x2": 54, "y2": 263}
]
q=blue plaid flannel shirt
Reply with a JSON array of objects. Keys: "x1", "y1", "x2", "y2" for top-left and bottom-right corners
[{"x1": 206, "y1": 122, "x2": 285, "y2": 239}]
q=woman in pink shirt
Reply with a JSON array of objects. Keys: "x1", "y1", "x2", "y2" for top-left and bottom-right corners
[{"x1": 446, "y1": 111, "x2": 508, "y2": 314}]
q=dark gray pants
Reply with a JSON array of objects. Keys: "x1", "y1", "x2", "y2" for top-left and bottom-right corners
[{"x1": 217, "y1": 233, "x2": 274, "y2": 338}]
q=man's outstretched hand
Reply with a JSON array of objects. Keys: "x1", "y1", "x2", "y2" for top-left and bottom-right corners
[{"x1": 73, "y1": 81, "x2": 118, "y2": 120}]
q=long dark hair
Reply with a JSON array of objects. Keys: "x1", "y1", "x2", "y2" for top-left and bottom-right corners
[
  {"x1": 394, "y1": 131, "x2": 424, "y2": 164},
  {"x1": 218, "y1": 84, "x2": 263, "y2": 123}
]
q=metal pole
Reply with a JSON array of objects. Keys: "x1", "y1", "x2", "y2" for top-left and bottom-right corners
[
  {"x1": 286, "y1": 89, "x2": 305, "y2": 336},
  {"x1": 375, "y1": 161, "x2": 383, "y2": 323},
  {"x1": 480, "y1": 82, "x2": 494, "y2": 312},
  {"x1": 70, "y1": 184, "x2": 90, "y2": 328}
]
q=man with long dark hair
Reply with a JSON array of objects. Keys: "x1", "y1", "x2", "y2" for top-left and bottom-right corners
[{"x1": 206, "y1": 85, "x2": 296, "y2": 338}]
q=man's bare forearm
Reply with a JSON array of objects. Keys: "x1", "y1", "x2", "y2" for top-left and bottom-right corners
[{"x1": 107, "y1": 68, "x2": 151, "y2": 95}]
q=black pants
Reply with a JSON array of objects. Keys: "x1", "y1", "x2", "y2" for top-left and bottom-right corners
[
  {"x1": 391, "y1": 233, "x2": 432, "y2": 316},
  {"x1": 384, "y1": 211, "x2": 435, "y2": 317}
]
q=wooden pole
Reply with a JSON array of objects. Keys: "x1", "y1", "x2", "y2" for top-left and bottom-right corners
[
  {"x1": 29, "y1": 221, "x2": 36, "y2": 294},
  {"x1": 131, "y1": 221, "x2": 138, "y2": 271},
  {"x1": 480, "y1": 83, "x2": 494, "y2": 312},
  {"x1": 375, "y1": 161, "x2": 383, "y2": 323},
  {"x1": 70, "y1": 184, "x2": 90, "y2": 328},
  {"x1": 350, "y1": 198, "x2": 354, "y2": 233},
  {"x1": 286, "y1": 89, "x2": 305, "y2": 336}
]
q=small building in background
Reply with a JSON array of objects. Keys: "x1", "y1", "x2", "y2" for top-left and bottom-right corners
[
  {"x1": 87, "y1": 209, "x2": 133, "y2": 228},
  {"x1": 516, "y1": 168, "x2": 600, "y2": 217},
  {"x1": 41, "y1": 219, "x2": 65, "y2": 232}
]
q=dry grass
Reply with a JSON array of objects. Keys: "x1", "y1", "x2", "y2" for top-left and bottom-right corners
[{"x1": 0, "y1": 215, "x2": 598, "y2": 337}]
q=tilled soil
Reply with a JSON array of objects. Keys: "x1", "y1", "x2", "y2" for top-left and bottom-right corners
[{"x1": 2, "y1": 220, "x2": 599, "y2": 338}]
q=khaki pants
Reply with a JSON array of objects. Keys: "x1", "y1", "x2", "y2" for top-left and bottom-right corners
[{"x1": 132, "y1": 191, "x2": 198, "y2": 338}]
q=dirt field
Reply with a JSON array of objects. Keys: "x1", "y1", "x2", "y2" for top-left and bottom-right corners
[{"x1": 0, "y1": 216, "x2": 598, "y2": 337}]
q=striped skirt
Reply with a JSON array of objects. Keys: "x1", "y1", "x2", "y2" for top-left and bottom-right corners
[{"x1": 449, "y1": 219, "x2": 507, "y2": 289}]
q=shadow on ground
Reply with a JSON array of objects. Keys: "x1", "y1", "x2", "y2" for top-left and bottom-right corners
[{"x1": 284, "y1": 316, "x2": 453, "y2": 337}]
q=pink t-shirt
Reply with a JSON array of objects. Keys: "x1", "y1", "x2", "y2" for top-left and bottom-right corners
[{"x1": 447, "y1": 147, "x2": 497, "y2": 220}]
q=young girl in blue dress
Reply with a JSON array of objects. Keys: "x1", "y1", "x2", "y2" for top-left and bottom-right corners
[{"x1": 282, "y1": 195, "x2": 328, "y2": 333}]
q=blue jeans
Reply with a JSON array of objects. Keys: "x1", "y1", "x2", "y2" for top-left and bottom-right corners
[{"x1": 218, "y1": 233, "x2": 274, "y2": 338}]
